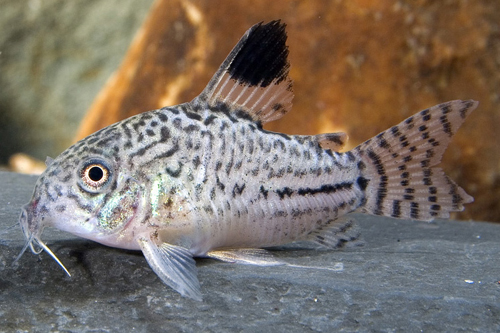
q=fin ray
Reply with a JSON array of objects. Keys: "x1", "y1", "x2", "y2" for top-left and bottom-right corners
[
  {"x1": 194, "y1": 20, "x2": 293, "y2": 124},
  {"x1": 138, "y1": 236, "x2": 202, "y2": 301},
  {"x1": 304, "y1": 216, "x2": 362, "y2": 249},
  {"x1": 355, "y1": 100, "x2": 477, "y2": 221},
  {"x1": 207, "y1": 248, "x2": 285, "y2": 266}
]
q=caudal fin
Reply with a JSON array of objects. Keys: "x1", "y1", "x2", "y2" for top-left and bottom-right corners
[{"x1": 354, "y1": 100, "x2": 477, "y2": 221}]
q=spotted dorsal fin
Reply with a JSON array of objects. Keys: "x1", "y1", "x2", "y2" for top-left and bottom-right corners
[{"x1": 194, "y1": 20, "x2": 293, "y2": 125}]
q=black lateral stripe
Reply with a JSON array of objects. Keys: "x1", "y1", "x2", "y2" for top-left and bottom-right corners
[
  {"x1": 297, "y1": 182, "x2": 353, "y2": 196},
  {"x1": 276, "y1": 187, "x2": 293, "y2": 199}
]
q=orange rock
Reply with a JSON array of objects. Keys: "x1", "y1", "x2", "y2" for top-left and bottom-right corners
[{"x1": 76, "y1": 0, "x2": 500, "y2": 222}]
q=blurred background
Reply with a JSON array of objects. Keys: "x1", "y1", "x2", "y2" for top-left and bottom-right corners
[{"x1": 1, "y1": 0, "x2": 499, "y2": 222}]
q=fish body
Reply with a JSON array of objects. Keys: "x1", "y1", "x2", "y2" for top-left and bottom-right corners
[{"x1": 17, "y1": 21, "x2": 476, "y2": 300}]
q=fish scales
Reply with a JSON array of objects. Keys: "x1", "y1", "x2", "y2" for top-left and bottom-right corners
[{"x1": 15, "y1": 21, "x2": 476, "y2": 301}]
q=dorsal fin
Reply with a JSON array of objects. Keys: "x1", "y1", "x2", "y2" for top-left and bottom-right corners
[{"x1": 194, "y1": 20, "x2": 293, "y2": 124}]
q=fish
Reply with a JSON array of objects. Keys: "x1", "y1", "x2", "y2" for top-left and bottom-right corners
[{"x1": 15, "y1": 20, "x2": 476, "y2": 301}]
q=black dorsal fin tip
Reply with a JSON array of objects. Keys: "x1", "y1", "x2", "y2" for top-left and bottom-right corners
[
  {"x1": 197, "y1": 20, "x2": 294, "y2": 125},
  {"x1": 228, "y1": 20, "x2": 290, "y2": 87}
]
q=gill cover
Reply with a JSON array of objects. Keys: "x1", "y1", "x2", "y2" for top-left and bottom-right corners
[{"x1": 94, "y1": 177, "x2": 142, "y2": 232}]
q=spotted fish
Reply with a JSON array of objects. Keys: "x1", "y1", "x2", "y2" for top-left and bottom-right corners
[{"x1": 16, "y1": 21, "x2": 476, "y2": 300}]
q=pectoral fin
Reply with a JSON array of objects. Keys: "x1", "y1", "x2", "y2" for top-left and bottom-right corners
[
  {"x1": 137, "y1": 236, "x2": 202, "y2": 301},
  {"x1": 207, "y1": 248, "x2": 285, "y2": 266}
]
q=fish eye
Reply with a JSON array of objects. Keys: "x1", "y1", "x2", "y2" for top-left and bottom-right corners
[
  {"x1": 86, "y1": 165, "x2": 106, "y2": 182},
  {"x1": 79, "y1": 159, "x2": 112, "y2": 193}
]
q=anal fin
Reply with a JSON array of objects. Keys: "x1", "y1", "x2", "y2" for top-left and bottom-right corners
[
  {"x1": 137, "y1": 236, "x2": 202, "y2": 301},
  {"x1": 305, "y1": 216, "x2": 362, "y2": 249}
]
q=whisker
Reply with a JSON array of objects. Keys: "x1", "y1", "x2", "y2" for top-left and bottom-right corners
[
  {"x1": 36, "y1": 239, "x2": 71, "y2": 277},
  {"x1": 29, "y1": 239, "x2": 43, "y2": 254},
  {"x1": 0, "y1": 222, "x2": 20, "y2": 235},
  {"x1": 1, "y1": 222, "x2": 21, "y2": 245},
  {"x1": 12, "y1": 233, "x2": 34, "y2": 266}
]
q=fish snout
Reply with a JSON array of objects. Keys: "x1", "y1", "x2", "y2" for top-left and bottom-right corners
[
  {"x1": 18, "y1": 204, "x2": 44, "y2": 254},
  {"x1": 15, "y1": 203, "x2": 71, "y2": 276}
]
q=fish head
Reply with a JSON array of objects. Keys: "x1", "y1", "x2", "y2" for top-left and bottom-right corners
[{"x1": 18, "y1": 131, "x2": 145, "y2": 267}]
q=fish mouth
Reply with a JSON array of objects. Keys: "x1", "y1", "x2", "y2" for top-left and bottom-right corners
[{"x1": 13, "y1": 206, "x2": 71, "y2": 277}]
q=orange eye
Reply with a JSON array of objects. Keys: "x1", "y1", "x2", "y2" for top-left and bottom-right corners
[{"x1": 81, "y1": 162, "x2": 110, "y2": 189}]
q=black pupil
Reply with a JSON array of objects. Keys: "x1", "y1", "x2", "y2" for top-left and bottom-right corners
[{"x1": 88, "y1": 166, "x2": 104, "y2": 182}]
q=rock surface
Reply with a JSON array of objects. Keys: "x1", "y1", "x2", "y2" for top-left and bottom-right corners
[{"x1": 1, "y1": 171, "x2": 499, "y2": 332}]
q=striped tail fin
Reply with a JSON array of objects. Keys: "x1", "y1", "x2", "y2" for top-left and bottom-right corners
[{"x1": 354, "y1": 100, "x2": 477, "y2": 221}]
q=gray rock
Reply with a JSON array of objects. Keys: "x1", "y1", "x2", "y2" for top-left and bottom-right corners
[
  {"x1": 0, "y1": 0, "x2": 154, "y2": 163},
  {"x1": 0, "y1": 171, "x2": 499, "y2": 332}
]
